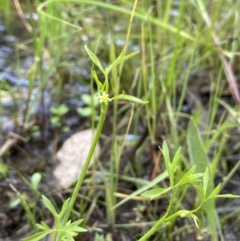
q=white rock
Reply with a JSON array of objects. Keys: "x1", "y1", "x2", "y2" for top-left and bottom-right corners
[{"x1": 53, "y1": 129, "x2": 100, "y2": 189}]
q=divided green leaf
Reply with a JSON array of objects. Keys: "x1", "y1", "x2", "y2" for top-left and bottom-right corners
[
  {"x1": 22, "y1": 230, "x2": 52, "y2": 241},
  {"x1": 36, "y1": 221, "x2": 51, "y2": 231},
  {"x1": 42, "y1": 195, "x2": 58, "y2": 218}
]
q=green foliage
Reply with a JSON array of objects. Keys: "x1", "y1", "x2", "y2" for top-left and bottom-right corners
[
  {"x1": 187, "y1": 120, "x2": 209, "y2": 173},
  {"x1": 84, "y1": 45, "x2": 148, "y2": 105},
  {"x1": 94, "y1": 233, "x2": 112, "y2": 241},
  {"x1": 138, "y1": 142, "x2": 240, "y2": 241},
  {"x1": 3, "y1": 0, "x2": 240, "y2": 240},
  {"x1": 23, "y1": 196, "x2": 87, "y2": 241},
  {"x1": 187, "y1": 119, "x2": 217, "y2": 239},
  {"x1": 23, "y1": 45, "x2": 148, "y2": 241},
  {"x1": 141, "y1": 187, "x2": 171, "y2": 199},
  {"x1": 0, "y1": 0, "x2": 11, "y2": 32},
  {"x1": 0, "y1": 162, "x2": 8, "y2": 177},
  {"x1": 9, "y1": 196, "x2": 21, "y2": 209},
  {"x1": 50, "y1": 104, "x2": 70, "y2": 132},
  {"x1": 76, "y1": 93, "x2": 99, "y2": 118},
  {"x1": 30, "y1": 125, "x2": 41, "y2": 138},
  {"x1": 31, "y1": 173, "x2": 42, "y2": 191},
  {"x1": 50, "y1": 104, "x2": 69, "y2": 116}
]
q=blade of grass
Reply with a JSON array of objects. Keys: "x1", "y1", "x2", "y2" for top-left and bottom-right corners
[
  {"x1": 113, "y1": 170, "x2": 168, "y2": 209},
  {"x1": 38, "y1": 0, "x2": 198, "y2": 43},
  {"x1": 187, "y1": 119, "x2": 217, "y2": 241}
]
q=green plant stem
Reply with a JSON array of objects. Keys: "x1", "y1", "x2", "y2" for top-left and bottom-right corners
[
  {"x1": 138, "y1": 185, "x2": 205, "y2": 241},
  {"x1": 10, "y1": 184, "x2": 37, "y2": 231},
  {"x1": 62, "y1": 103, "x2": 108, "y2": 225},
  {"x1": 138, "y1": 189, "x2": 175, "y2": 241}
]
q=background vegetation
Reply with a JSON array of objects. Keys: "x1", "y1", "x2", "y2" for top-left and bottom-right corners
[{"x1": 0, "y1": 0, "x2": 240, "y2": 240}]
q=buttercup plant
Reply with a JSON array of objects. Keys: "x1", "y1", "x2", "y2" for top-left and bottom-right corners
[
  {"x1": 85, "y1": 46, "x2": 148, "y2": 106},
  {"x1": 138, "y1": 141, "x2": 240, "y2": 241},
  {"x1": 23, "y1": 46, "x2": 148, "y2": 241},
  {"x1": 23, "y1": 196, "x2": 87, "y2": 241}
]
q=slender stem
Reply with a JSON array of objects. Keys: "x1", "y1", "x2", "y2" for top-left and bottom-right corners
[
  {"x1": 138, "y1": 185, "x2": 206, "y2": 241},
  {"x1": 138, "y1": 189, "x2": 175, "y2": 241},
  {"x1": 63, "y1": 103, "x2": 108, "y2": 224}
]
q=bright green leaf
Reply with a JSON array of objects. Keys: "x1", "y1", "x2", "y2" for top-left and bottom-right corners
[
  {"x1": 203, "y1": 168, "x2": 209, "y2": 195},
  {"x1": 50, "y1": 116, "x2": 60, "y2": 126},
  {"x1": 0, "y1": 162, "x2": 8, "y2": 176},
  {"x1": 175, "y1": 165, "x2": 197, "y2": 186},
  {"x1": 121, "y1": 51, "x2": 140, "y2": 62},
  {"x1": 50, "y1": 107, "x2": 59, "y2": 115},
  {"x1": 81, "y1": 94, "x2": 92, "y2": 105},
  {"x1": 92, "y1": 70, "x2": 103, "y2": 91},
  {"x1": 172, "y1": 147, "x2": 181, "y2": 170},
  {"x1": 71, "y1": 227, "x2": 87, "y2": 232},
  {"x1": 61, "y1": 219, "x2": 87, "y2": 232},
  {"x1": 111, "y1": 94, "x2": 148, "y2": 104},
  {"x1": 31, "y1": 172, "x2": 41, "y2": 190},
  {"x1": 50, "y1": 104, "x2": 69, "y2": 116},
  {"x1": 22, "y1": 230, "x2": 52, "y2": 241},
  {"x1": 42, "y1": 195, "x2": 58, "y2": 218},
  {"x1": 188, "y1": 173, "x2": 204, "y2": 181},
  {"x1": 36, "y1": 221, "x2": 51, "y2": 231},
  {"x1": 215, "y1": 194, "x2": 240, "y2": 198},
  {"x1": 9, "y1": 196, "x2": 21, "y2": 209},
  {"x1": 183, "y1": 165, "x2": 196, "y2": 177},
  {"x1": 105, "y1": 50, "x2": 125, "y2": 75},
  {"x1": 62, "y1": 126, "x2": 70, "y2": 133},
  {"x1": 57, "y1": 104, "x2": 69, "y2": 115},
  {"x1": 187, "y1": 119, "x2": 209, "y2": 173},
  {"x1": 105, "y1": 50, "x2": 139, "y2": 76},
  {"x1": 62, "y1": 234, "x2": 75, "y2": 241},
  {"x1": 81, "y1": 94, "x2": 98, "y2": 106},
  {"x1": 205, "y1": 183, "x2": 221, "y2": 201},
  {"x1": 59, "y1": 198, "x2": 70, "y2": 219},
  {"x1": 113, "y1": 171, "x2": 168, "y2": 209},
  {"x1": 141, "y1": 187, "x2": 171, "y2": 199},
  {"x1": 77, "y1": 107, "x2": 93, "y2": 117},
  {"x1": 161, "y1": 141, "x2": 173, "y2": 185},
  {"x1": 85, "y1": 45, "x2": 104, "y2": 74},
  {"x1": 205, "y1": 183, "x2": 223, "y2": 201}
]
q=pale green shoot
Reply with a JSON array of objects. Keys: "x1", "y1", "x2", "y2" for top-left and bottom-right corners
[
  {"x1": 138, "y1": 142, "x2": 240, "y2": 241},
  {"x1": 23, "y1": 196, "x2": 86, "y2": 241},
  {"x1": 24, "y1": 45, "x2": 148, "y2": 241}
]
